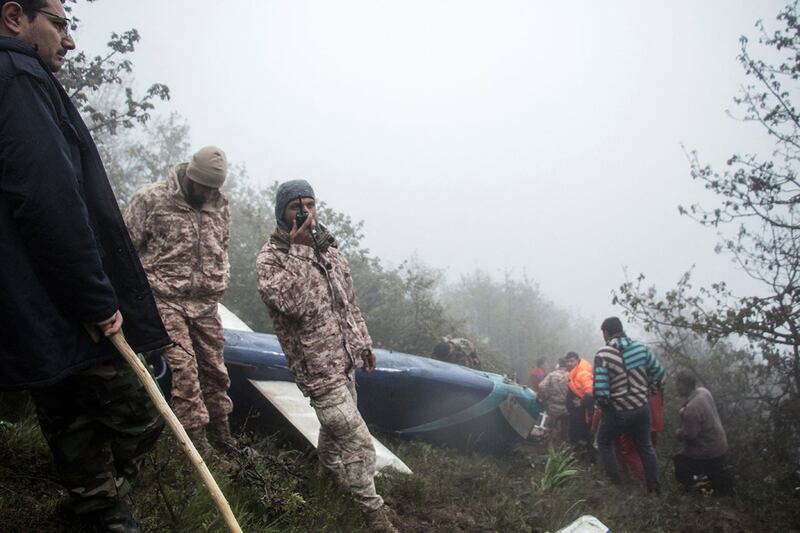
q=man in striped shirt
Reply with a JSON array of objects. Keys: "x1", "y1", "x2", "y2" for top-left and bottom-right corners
[{"x1": 593, "y1": 317, "x2": 665, "y2": 493}]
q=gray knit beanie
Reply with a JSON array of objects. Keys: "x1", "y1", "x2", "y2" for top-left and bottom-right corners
[
  {"x1": 275, "y1": 179, "x2": 315, "y2": 229},
  {"x1": 186, "y1": 146, "x2": 227, "y2": 188}
]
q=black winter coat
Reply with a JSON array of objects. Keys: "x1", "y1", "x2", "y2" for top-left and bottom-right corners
[{"x1": 0, "y1": 37, "x2": 170, "y2": 390}]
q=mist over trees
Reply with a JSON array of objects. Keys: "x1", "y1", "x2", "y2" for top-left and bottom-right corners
[
  {"x1": 442, "y1": 271, "x2": 598, "y2": 375},
  {"x1": 5, "y1": 0, "x2": 800, "y2": 530},
  {"x1": 58, "y1": 0, "x2": 169, "y2": 137},
  {"x1": 615, "y1": 1, "x2": 800, "y2": 479},
  {"x1": 55, "y1": 0, "x2": 596, "y2": 375},
  {"x1": 74, "y1": 81, "x2": 596, "y2": 377}
]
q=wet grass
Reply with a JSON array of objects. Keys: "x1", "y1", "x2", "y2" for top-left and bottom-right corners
[{"x1": 1, "y1": 393, "x2": 798, "y2": 532}]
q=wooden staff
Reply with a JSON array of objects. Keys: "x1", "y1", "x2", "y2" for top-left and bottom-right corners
[{"x1": 109, "y1": 332, "x2": 243, "y2": 533}]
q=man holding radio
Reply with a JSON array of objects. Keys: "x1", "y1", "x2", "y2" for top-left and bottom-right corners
[{"x1": 256, "y1": 180, "x2": 398, "y2": 533}]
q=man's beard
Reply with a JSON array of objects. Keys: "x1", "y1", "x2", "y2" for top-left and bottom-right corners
[{"x1": 184, "y1": 182, "x2": 206, "y2": 209}]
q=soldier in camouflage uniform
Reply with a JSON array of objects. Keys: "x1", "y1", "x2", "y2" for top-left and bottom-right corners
[
  {"x1": 125, "y1": 146, "x2": 239, "y2": 454},
  {"x1": 537, "y1": 358, "x2": 570, "y2": 439},
  {"x1": 256, "y1": 180, "x2": 399, "y2": 533},
  {"x1": 432, "y1": 337, "x2": 482, "y2": 369}
]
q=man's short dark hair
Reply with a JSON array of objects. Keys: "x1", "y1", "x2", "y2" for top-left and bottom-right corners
[
  {"x1": 535, "y1": 358, "x2": 545, "y2": 367},
  {"x1": 1, "y1": 0, "x2": 51, "y2": 21},
  {"x1": 676, "y1": 370, "x2": 697, "y2": 389},
  {"x1": 564, "y1": 351, "x2": 579, "y2": 361},
  {"x1": 601, "y1": 316, "x2": 624, "y2": 337}
]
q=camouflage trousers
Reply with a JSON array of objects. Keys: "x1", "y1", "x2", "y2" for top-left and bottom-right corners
[
  {"x1": 158, "y1": 302, "x2": 233, "y2": 430},
  {"x1": 30, "y1": 357, "x2": 163, "y2": 514},
  {"x1": 311, "y1": 382, "x2": 383, "y2": 513}
]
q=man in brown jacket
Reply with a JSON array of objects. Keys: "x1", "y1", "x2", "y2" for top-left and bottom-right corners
[
  {"x1": 256, "y1": 180, "x2": 398, "y2": 533},
  {"x1": 125, "y1": 146, "x2": 239, "y2": 453},
  {"x1": 674, "y1": 370, "x2": 733, "y2": 495}
]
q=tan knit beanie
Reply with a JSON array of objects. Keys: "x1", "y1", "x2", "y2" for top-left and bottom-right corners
[{"x1": 186, "y1": 146, "x2": 227, "y2": 188}]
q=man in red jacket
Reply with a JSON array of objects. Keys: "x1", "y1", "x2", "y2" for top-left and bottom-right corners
[{"x1": 529, "y1": 358, "x2": 546, "y2": 392}]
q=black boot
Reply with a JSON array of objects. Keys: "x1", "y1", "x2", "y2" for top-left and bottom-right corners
[{"x1": 84, "y1": 497, "x2": 142, "y2": 533}]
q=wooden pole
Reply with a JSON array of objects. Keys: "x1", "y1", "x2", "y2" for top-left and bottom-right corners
[{"x1": 109, "y1": 332, "x2": 243, "y2": 533}]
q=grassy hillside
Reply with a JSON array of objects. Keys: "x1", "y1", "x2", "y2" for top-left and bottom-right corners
[{"x1": 0, "y1": 392, "x2": 796, "y2": 532}]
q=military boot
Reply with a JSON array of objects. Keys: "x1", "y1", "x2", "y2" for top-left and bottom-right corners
[
  {"x1": 208, "y1": 415, "x2": 240, "y2": 454},
  {"x1": 186, "y1": 425, "x2": 213, "y2": 456},
  {"x1": 364, "y1": 505, "x2": 400, "y2": 533},
  {"x1": 84, "y1": 496, "x2": 142, "y2": 533}
]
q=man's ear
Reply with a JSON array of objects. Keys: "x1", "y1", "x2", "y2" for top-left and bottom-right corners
[{"x1": 1, "y1": 3, "x2": 27, "y2": 36}]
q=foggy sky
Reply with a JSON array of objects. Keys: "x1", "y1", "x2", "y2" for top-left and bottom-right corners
[{"x1": 74, "y1": 1, "x2": 785, "y2": 324}]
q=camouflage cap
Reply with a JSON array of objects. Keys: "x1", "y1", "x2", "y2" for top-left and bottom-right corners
[
  {"x1": 187, "y1": 146, "x2": 227, "y2": 188},
  {"x1": 275, "y1": 179, "x2": 315, "y2": 229}
]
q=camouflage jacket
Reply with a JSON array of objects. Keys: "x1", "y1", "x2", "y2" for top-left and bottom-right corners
[
  {"x1": 256, "y1": 227, "x2": 372, "y2": 398},
  {"x1": 124, "y1": 164, "x2": 230, "y2": 317},
  {"x1": 448, "y1": 338, "x2": 481, "y2": 369},
  {"x1": 537, "y1": 368, "x2": 569, "y2": 418}
]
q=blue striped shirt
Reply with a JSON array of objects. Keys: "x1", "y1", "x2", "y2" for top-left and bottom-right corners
[{"x1": 593, "y1": 336, "x2": 664, "y2": 411}]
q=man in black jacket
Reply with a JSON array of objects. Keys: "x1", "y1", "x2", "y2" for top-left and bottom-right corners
[{"x1": 0, "y1": 1, "x2": 171, "y2": 530}]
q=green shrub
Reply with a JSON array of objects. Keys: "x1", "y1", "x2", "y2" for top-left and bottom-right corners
[{"x1": 537, "y1": 443, "x2": 580, "y2": 492}]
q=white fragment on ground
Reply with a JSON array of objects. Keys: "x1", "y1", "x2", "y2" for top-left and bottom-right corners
[{"x1": 555, "y1": 515, "x2": 611, "y2": 533}]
